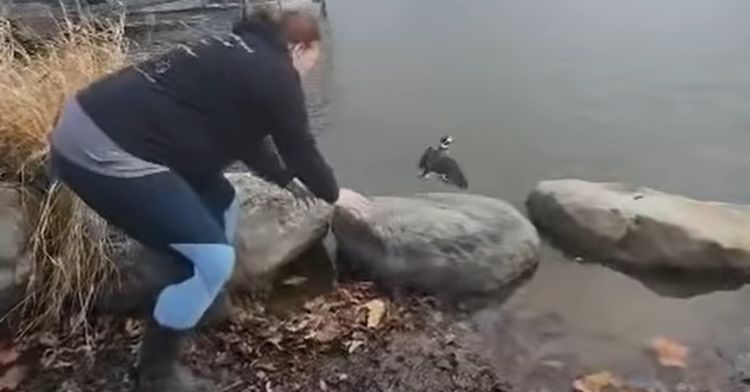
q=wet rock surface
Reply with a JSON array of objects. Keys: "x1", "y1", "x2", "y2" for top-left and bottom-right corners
[
  {"x1": 227, "y1": 173, "x2": 333, "y2": 292},
  {"x1": 333, "y1": 193, "x2": 540, "y2": 304},
  {"x1": 527, "y1": 180, "x2": 750, "y2": 276}
]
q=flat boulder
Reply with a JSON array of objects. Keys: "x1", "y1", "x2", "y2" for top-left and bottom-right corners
[
  {"x1": 332, "y1": 193, "x2": 540, "y2": 302},
  {"x1": 526, "y1": 179, "x2": 750, "y2": 274}
]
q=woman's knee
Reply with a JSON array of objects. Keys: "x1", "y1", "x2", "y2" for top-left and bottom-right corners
[
  {"x1": 153, "y1": 244, "x2": 235, "y2": 330},
  {"x1": 172, "y1": 243, "x2": 236, "y2": 293}
]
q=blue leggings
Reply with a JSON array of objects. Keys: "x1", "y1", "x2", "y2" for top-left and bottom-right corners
[{"x1": 49, "y1": 149, "x2": 239, "y2": 330}]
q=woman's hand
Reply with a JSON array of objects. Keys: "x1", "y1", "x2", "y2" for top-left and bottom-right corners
[
  {"x1": 285, "y1": 177, "x2": 318, "y2": 209},
  {"x1": 335, "y1": 188, "x2": 372, "y2": 220}
]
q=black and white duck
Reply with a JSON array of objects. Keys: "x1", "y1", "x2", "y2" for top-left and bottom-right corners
[{"x1": 418, "y1": 135, "x2": 468, "y2": 189}]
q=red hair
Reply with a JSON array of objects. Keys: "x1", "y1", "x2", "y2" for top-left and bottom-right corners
[
  {"x1": 280, "y1": 10, "x2": 321, "y2": 47},
  {"x1": 235, "y1": 8, "x2": 321, "y2": 48}
]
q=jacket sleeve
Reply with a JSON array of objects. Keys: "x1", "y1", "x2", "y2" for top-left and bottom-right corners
[
  {"x1": 240, "y1": 135, "x2": 294, "y2": 188},
  {"x1": 257, "y1": 65, "x2": 340, "y2": 203}
]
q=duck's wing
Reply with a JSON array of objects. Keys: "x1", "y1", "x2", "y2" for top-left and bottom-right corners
[
  {"x1": 418, "y1": 146, "x2": 436, "y2": 170},
  {"x1": 432, "y1": 156, "x2": 468, "y2": 189},
  {"x1": 451, "y1": 166, "x2": 468, "y2": 189}
]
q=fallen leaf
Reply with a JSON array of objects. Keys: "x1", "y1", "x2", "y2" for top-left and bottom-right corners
[
  {"x1": 650, "y1": 336, "x2": 688, "y2": 368},
  {"x1": 573, "y1": 371, "x2": 622, "y2": 392},
  {"x1": 346, "y1": 340, "x2": 365, "y2": 354},
  {"x1": 363, "y1": 299, "x2": 386, "y2": 329},
  {"x1": 0, "y1": 364, "x2": 28, "y2": 391},
  {"x1": 305, "y1": 320, "x2": 342, "y2": 343},
  {"x1": 266, "y1": 335, "x2": 283, "y2": 351}
]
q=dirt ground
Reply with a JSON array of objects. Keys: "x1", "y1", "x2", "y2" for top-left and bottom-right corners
[
  {"x1": 18, "y1": 282, "x2": 510, "y2": 392},
  {"x1": 11, "y1": 249, "x2": 747, "y2": 392}
]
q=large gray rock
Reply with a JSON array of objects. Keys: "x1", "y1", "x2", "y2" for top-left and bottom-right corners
[
  {"x1": 96, "y1": 172, "x2": 332, "y2": 317},
  {"x1": 332, "y1": 193, "x2": 540, "y2": 302},
  {"x1": 0, "y1": 185, "x2": 32, "y2": 317},
  {"x1": 527, "y1": 179, "x2": 750, "y2": 274},
  {"x1": 226, "y1": 172, "x2": 333, "y2": 291}
]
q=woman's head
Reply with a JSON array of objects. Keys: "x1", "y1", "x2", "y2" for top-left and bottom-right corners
[{"x1": 235, "y1": 8, "x2": 323, "y2": 76}]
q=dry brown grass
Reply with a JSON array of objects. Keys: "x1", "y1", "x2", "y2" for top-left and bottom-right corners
[{"x1": 0, "y1": 15, "x2": 129, "y2": 332}]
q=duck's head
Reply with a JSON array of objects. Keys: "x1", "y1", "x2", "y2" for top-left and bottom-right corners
[{"x1": 439, "y1": 135, "x2": 454, "y2": 150}]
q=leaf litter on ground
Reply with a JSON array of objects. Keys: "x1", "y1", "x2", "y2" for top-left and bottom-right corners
[
  {"x1": 186, "y1": 283, "x2": 405, "y2": 384},
  {"x1": 13, "y1": 282, "x2": 513, "y2": 392}
]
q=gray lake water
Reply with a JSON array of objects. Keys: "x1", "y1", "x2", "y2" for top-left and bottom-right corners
[{"x1": 311, "y1": 0, "x2": 750, "y2": 372}]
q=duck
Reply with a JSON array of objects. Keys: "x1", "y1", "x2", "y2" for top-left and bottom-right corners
[{"x1": 418, "y1": 135, "x2": 468, "y2": 189}]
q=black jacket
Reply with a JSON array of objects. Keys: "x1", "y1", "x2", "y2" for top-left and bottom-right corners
[{"x1": 76, "y1": 19, "x2": 339, "y2": 203}]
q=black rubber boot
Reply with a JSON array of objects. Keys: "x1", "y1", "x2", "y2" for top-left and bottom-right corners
[
  {"x1": 198, "y1": 289, "x2": 232, "y2": 330},
  {"x1": 136, "y1": 321, "x2": 217, "y2": 392}
]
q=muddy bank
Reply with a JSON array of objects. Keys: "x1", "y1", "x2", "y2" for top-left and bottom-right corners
[
  {"x1": 19, "y1": 280, "x2": 748, "y2": 392},
  {"x1": 20, "y1": 283, "x2": 509, "y2": 392},
  {"x1": 10, "y1": 231, "x2": 749, "y2": 392}
]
